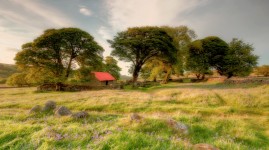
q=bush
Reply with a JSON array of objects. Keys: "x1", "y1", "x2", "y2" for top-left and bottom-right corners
[
  {"x1": 6, "y1": 73, "x2": 29, "y2": 87},
  {"x1": 0, "y1": 78, "x2": 6, "y2": 84},
  {"x1": 255, "y1": 65, "x2": 269, "y2": 77}
]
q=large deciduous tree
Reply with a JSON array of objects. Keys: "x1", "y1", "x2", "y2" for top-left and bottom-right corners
[
  {"x1": 15, "y1": 28, "x2": 103, "y2": 89},
  {"x1": 186, "y1": 37, "x2": 258, "y2": 79},
  {"x1": 221, "y1": 38, "x2": 258, "y2": 78},
  {"x1": 109, "y1": 26, "x2": 177, "y2": 82},
  {"x1": 186, "y1": 40, "x2": 211, "y2": 79}
]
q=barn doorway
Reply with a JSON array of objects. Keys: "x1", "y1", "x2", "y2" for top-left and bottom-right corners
[{"x1": 106, "y1": 81, "x2": 108, "y2": 85}]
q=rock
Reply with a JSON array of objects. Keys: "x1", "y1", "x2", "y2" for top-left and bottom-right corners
[
  {"x1": 167, "y1": 119, "x2": 188, "y2": 134},
  {"x1": 71, "y1": 111, "x2": 89, "y2": 119},
  {"x1": 29, "y1": 105, "x2": 42, "y2": 114},
  {"x1": 130, "y1": 113, "x2": 142, "y2": 121},
  {"x1": 193, "y1": 143, "x2": 219, "y2": 150},
  {"x1": 54, "y1": 106, "x2": 72, "y2": 116},
  {"x1": 43, "y1": 101, "x2": 56, "y2": 111}
]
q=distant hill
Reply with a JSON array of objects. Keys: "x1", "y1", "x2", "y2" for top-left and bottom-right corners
[
  {"x1": 120, "y1": 75, "x2": 132, "y2": 81},
  {"x1": 0, "y1": 63, "x2": 17, "y2": 79}
]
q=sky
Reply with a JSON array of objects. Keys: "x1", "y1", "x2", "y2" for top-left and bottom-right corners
[{"x1": 0, "y1": 0, "x2": 268, "y2": 75}]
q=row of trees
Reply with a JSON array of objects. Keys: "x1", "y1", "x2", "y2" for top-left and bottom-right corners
[
  {"x1": 9, "y1": 26, "x2": 260, "y2": 87},
  {"x1": 109, "y1": 26, "x2": 258, "y2": 82},
  {"x1": 8, "y1": 28, "x2": 121, "y2": 88}
]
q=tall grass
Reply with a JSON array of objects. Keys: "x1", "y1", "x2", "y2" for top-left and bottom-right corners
[{"x1": 0, "y1": 83, "x2": 268, "y2": 149}]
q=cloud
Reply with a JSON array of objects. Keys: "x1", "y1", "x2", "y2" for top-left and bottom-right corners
[
  {"x1": 104, "y1": 0, "x2": 207, "y2": 31},
  {"x1": 79, "y1": 7, "x2": 92, "y2": 16},
  {"x1": 97, "y1": 26, "x2": 113, "y2": 40},
  {"x1": 0, "y1": 0, "x2": 75, "y2": 64},
  {"x1": 6, "y1": 47, "x2": 19, "y2": 52},
  {"x1": 10, "y1": 0, "x2": 75, "y2": 27}
]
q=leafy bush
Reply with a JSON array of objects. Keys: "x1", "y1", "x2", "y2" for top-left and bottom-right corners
[
  {"x1": 255, "y1": 65, "x2": 269, "y2": 77},
  {"x1": 6, "y1": 73, "x2": 29, "y2": 87}
]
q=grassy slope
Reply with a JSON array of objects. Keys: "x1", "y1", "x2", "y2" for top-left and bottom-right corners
[
  {"x1": 0, "y1": 83, "x2": 268, "y2": 149},
  {"x1": 0, "y1": 63, "x2": 17, "y2": 79}
]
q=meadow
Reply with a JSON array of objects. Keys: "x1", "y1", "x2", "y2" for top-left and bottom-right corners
[{"x1": 0, "y1": 82, "x2": 268, "y2": 149}]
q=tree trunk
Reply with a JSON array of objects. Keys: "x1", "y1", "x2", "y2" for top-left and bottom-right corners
[
  {"x1": 163, "y1": 66, "x2": 172, "y2": 84},
  {"x1": 227, "y1": 73, "x2": 233, "y2": 79},
  {"x1": 153, "y1": 76, "x2": 157, "y2": 82},
  {"x1": 196, "y1": 74, "x2": 201, "y2": 79},
  {"x1": 201, "y1": 74, "x2": 205, "y2": 80},
  {"x1": 65, "y1": 51, "x2": 74, "y2": 78},
  {"x1": 132, "y1": 65, "x2": 142, "y2": 83},
  {"x1": 55, "y1": 82, "x2": 63, "y2": 91},
  {"x1": 65, "y1": 57, "x2": 73, "y2": 78}
]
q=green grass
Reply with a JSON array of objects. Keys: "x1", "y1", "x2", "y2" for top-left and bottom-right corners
[{"x1": 0, "y1": 83, "x2": 268, "y2": 149}]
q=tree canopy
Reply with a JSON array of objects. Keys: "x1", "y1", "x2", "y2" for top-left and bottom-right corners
[
  {"x1": 15, "y1": 28, "x2": 104, "y2": 86},
  {"x1": 142, "y1": 26, "x2": 196, "y2": 83},
  {"x1": 109, "y1": 26, "x2": 177, "y2": 82},
  {"x1": 221, "y1": 38, "x2": 258, "y2": 78},
  {"x1": 186, "y1": 37, "x2": 258, "y2": 78}
]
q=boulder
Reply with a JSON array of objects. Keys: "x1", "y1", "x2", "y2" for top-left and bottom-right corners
[
  {"x1": 54, "y1": 106, "x2": 72, "y2": 116},
  {"x1": 29, "y1": 105, "x2": 42, "y2": 114},
  {"x1": 71, "y1": 111, "x2": 89, "y2": 119},
  {"x1": 193, "y1": 143, "x2": 219, "y2": 150},
  {"x1": 130, "y1": 113, "x2": 142, "y2": 121},
  {"x1": 43, "y1": 101, "x2": 56, "y2": 111},
  {"x1": 167, "y1": 119, "x2": 188, "y2": 134}
]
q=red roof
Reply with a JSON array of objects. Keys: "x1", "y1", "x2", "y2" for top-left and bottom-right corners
[{"x1": 92, "y1": 72, "x2": 116, "y2": 81}]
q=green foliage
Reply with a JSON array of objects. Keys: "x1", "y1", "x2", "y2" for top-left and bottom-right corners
[
  {"x1": 73, "y1": 66, "x2": 94, "y2": 83},
  {"x1": 255, "y1": 65, "x2": 269, "y2": 76},
  {"x1": 141, "y1": 26, "x2": 197, "y2": 82},
  {"x1": 109, "y1": 26, "x2": 177, "y2": 82},
  {"x1": 6, "y1": 73, "x2": 28, "y2": 87},
  {"x1": 201, "y1": 36, "x2": 229, "y2": 72},
  {"x1": 186, "y1": 37, "x2": 258, "y2": 78},
  {"x1": 220, "y1": 38, "x2": 258, "y2": 78},
  {"x1": 15, "y1": 28, "x2": 104, "y2": 84},
  {"x1": 186, "y1": 40, "x2": 210, "y2": 79},
  {"x1": 104, "y1": 56, "x2": 121, "y2": 79}
]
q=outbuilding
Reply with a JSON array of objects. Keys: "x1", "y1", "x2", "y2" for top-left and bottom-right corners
[{"x1": 91, "y1": 72, "x2": 116, "y2": 86}]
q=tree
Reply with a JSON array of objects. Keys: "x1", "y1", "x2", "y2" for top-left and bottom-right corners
[
  {"x1": 201, "y1": 36, "x2": 229, "y2": 74},
  {"x1": 142, "y1": 26, "x2": 196, "y2": 83},
  {"x1": 186, "y1": 36, "x2": 229, "y2": 79},
  {"x1": 15, "y1": 28, "x2": 104, "y2": 90},
  {"x1": 186, "y1": 37, "x2": 258, "y2": 79},
  {"x1": 186, "y1": 40, "x2": 211, "y2": 79},
  {"x1": 221, "y1": 38, "x2": 258, "y2": 78},
  {"x1": 104, "y1": 56, "x2": 121, "y2": 79},
  {"x1": 255, "y1": 65, "x2": 269, "y2": 77},
  {"x1": 109, "y1": 26, "x2": 177, "y2": 82}
]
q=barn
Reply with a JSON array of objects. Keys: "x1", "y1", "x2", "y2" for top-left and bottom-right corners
[{"x1": 91, "y1": 72, "x2": 116, "y2": 86}]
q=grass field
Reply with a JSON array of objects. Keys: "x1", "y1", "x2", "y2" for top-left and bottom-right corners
[{"x1": 0, "y1": 82, "x2": 268, "y2": 150}]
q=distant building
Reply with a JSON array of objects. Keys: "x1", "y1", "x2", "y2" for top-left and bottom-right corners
[{"x1": 91, "y1": 72, "x2": 116, "y2": 86}]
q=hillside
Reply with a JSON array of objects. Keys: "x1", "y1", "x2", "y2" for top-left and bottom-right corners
[
  {"x1": 0, "y1": 82, "x2": 268, "y2": 149},
  {"x1": 0, "y1": 63, "x2": 17, "y2": 78}
]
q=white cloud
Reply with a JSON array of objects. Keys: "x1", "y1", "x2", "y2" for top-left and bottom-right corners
[
  {"x1": 0, "y1": 0, "x2": 75, "y2": 64},
  {"x1": 98, "y1": 26, "x2": 113, "y2": 40},
  {"x1": 79, "y1": 7, "x2": 92, "y2": 16},
  {"x1": 104, "y1": 0, "x2": 207, "y2": 31}
]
